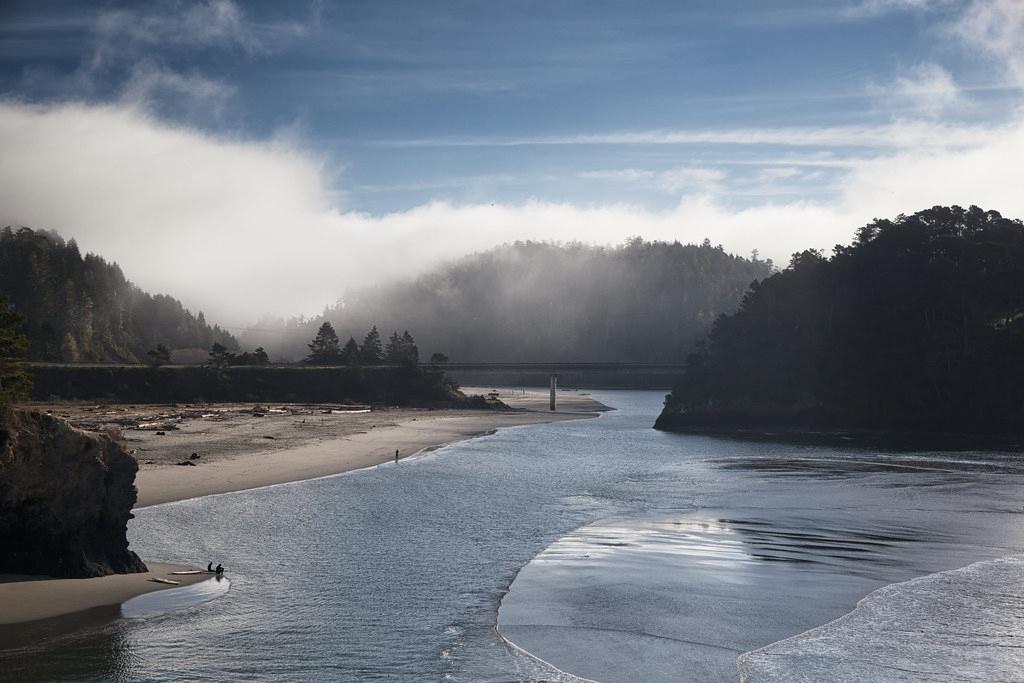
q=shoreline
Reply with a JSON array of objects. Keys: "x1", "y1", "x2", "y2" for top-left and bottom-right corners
[
  {"x1": 0, "y1": 563, "x2": 212, "y2": 628},
  {"x1": 653, "y1": 419, "x2": 1024, "y2": 451},
  {"x1": 0, "y1": 388, "x2": 607, "y2": 629},
  {"x1": 134, "y1": 387, "x2": 607, "y2": 508}
]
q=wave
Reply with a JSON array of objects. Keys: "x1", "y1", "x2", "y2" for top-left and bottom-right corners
[{"x1": 738, "y1": 554, "x2": 1024, "y2": 682}]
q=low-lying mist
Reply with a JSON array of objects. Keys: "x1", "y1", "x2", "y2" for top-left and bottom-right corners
[{"x1": 240, "y1": 239, "x2": 773, "y2": 363}]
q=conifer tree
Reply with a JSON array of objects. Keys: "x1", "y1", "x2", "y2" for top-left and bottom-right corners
[
  {"x1": 359, "y1": 325, "x2": 383, "y2": 364},
  {"x1": 340, "y1": 337, "x2": 360, "y2": 364},
  {"x1": 400, "y1": 330, "x2": 419, "y2": 365},
  {"x1": 306, "y1": 321, "x2": 342, "y2": 364},
  {"x1": 385, "y1": 331, "x2": 402, "y2": 363}
]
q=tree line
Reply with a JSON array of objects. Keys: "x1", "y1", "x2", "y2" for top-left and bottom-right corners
[
  {"x1": 656, "y1": 206, "x2": 1024, "y2": 435},
  {"x1": 304, "y1": 322, "x2": 436, "y2": 366},
  {"x1": 0, "y1": 227, "x2": 238, "y2": 363}
]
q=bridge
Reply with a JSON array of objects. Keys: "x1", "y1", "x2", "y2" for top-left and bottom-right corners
[
  {"x1": 22, "y1": 361, "x2": 687, "y2": 391},
  {"x1": 439, "y1": 363, "x2": 685, "y2": 390}
]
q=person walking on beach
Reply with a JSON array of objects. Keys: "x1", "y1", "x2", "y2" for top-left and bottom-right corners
[{"x1": 395, "y1": 449, "x2": 399, "y2": 463}]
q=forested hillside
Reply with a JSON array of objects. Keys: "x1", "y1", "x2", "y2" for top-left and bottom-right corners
[
  {"x1": 242, "y1": 239, "x2": 774, "y2": 362},
  {"x1": 656, "y1": 206, "x2": 1024, "y2": 436},
  {"x1": 0, "y1": 227, "x2": 237, "y2": 362}
]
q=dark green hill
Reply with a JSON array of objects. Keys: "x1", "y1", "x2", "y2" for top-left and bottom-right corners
[
  {"x1": 655, "y1": 206, "x2": 1024, "y2": 437},
  {"x1": 0, "y1": 227, "x2": 236, "y2": 362},
  {"x1": 243, "y1": 239, "x2": 774, "y2": 362}
]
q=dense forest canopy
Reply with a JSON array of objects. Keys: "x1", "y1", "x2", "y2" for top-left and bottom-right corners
[
  {"x1": 0, "y1": 227, "x2": 237, "y2": 362},
  {"x1": 656, "y1": 206, "x2": 1024, "y2": 435},
  {"x1": 242, "y1": 239, "x2": 774, "y2": 362}
]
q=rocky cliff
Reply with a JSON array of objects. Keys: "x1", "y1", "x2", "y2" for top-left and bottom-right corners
[{"x1": 0, "y1": 409, "x2": 147, "y2": 578}]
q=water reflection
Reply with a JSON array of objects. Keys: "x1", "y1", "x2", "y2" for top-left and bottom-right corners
[
  {"x1": 0, "y1": 578, "x2": 231, "y2": 683},
  {"x1": 532, "y1": 518, "x2": 751, "y2": 567},
  {"x1": 525, "y1": 514, "x2": 937, "y2": 574},
  {"x1": 122, "y1": 576, "x2": 230, "y2": 619},
  {"x1": 0, "y1": 609, "x2": 135, "y2": 683}
]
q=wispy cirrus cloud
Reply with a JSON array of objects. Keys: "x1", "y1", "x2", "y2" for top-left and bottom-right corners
[
  {"x1": 843, "y1": 0, "x2": 953, "y2": 19},
  {"x1": 579, "y1": 167, "x2": 726, "y2": 195},
  {"x1": 88, "y1": 0, "x2": 310, "y2": 67},
  {"x1": 15, "y1": 1, "x2": 318, "y2": 122},
  {"x1": 368, "y1": 120, "x2": 1004, "y2": 150}
]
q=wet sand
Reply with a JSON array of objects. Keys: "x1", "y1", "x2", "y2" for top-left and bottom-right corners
[{"x1": 0, "y1": 563, "x2": 211, "y2": 626}]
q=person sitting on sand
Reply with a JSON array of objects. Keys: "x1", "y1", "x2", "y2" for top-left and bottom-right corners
[
  {"x1": 207, "y1": 561, "x2": 213, "y2": 572},
  {"x1": 215, "y1": 563, "x2": 224, "y2": 575}
]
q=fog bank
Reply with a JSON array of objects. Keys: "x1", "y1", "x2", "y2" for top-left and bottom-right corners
[{"x1": 2, "y1": 100, "x2": 1024, "y2": 326}]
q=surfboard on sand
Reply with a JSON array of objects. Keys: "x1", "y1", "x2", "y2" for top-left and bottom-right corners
[{"x1": 148, "y1": 578, "x2": 181, "y2": 585}]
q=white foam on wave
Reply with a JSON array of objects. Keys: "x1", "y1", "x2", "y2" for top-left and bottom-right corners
[{"x1": 738, "y1": 554, "x2": 1024, "y2": 682}]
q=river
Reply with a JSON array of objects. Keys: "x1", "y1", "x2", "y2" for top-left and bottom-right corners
[{"x1": 3, "y1": 390, "x2": 1023, "y2": 681}]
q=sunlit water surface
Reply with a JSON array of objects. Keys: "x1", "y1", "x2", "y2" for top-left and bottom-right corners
[{"x1": 2, "y1": 391, "x2": 1023, "y2": 682}]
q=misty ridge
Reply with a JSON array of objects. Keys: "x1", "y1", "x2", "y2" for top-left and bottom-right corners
[
  {"x1": 0, "y1": 226, "x2": 238, "y2": 363},
  {"x1": 0, "y1": 228, "x2": 769, "y2": 367},
  {"x1": 240, "y1": 239, "x2": 774, "y2": 363}
]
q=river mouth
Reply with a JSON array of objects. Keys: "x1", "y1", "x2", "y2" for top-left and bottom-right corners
[{"x1": 4, "y1": 391, "x2": 1024, "y2": 682}]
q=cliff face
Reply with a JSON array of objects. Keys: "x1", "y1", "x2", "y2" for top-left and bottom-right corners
[{"x1": 0, "y1": 410, "x2": 147, "y2": 578}]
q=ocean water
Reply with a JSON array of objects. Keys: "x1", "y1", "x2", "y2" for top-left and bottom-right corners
[{"x1": 2, "y1": 391, "x2": 1023, "y2": 682}]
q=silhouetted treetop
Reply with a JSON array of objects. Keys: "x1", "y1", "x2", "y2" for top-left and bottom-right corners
[
  {"x1": 656, "y1": 206, "x2": 1024, "y2": 436},
  {"x1": 306, "y1": 321, "x2": 342, "y2": 364}
]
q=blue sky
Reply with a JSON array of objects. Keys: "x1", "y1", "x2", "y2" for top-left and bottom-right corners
[{"x1": 1, "y1": 0, "x2": 1022, "y2": 322}]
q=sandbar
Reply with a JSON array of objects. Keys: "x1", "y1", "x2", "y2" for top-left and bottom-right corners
[{"x1": 0, "y1": 563, "x2": 212, "y2": 626}]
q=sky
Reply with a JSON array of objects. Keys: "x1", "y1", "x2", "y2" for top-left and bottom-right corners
[{"x1": 1, "y1": 0, "x2": 1023, "y2": 325}]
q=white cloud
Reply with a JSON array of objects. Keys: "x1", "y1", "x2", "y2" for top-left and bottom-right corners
[
  {"x1": 657, "y1": 167, "x2": 726, "y2": 194},
  {"x1": 844, "y1": 0, "x2": 951, "y2": 19},
  {"x1": 375, "y1": 121, "x2": 1000, "y2": 150},
  {"x1": 3, "y1": 101, "x2": 1024, "y2": 326},
  {"x1": 71, "y1": 0, "x2": 313, "y2": 119},
  {"x1": 120, "y1": 62, "x2": 237, "y2": 121},
  {"x1": 951, "y1": 0, "x2": 1024, "y2": 87},
  {"x1": 578, "y1": 166, "x2": 725, "y2": 195},
  {"x1": 755, "y1": 167, "x2": 804, "y2": 181},
  {"x1": 91, "y1": 0, "x2": 262, "y2": 66},
  {"x1": 867, "y1": 62, "x2": 961, "y2": 117}
]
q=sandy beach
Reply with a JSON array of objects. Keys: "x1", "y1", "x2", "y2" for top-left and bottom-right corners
[
  {"x1": 28, "y1": 387, "x2": 606, "y2": 508},
  {"x1": 0, "y1": 563, "x2": 212, "y2": 626},
  {"x1": 1, "y1": 388, "x2": 606, "y2": 628}
]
